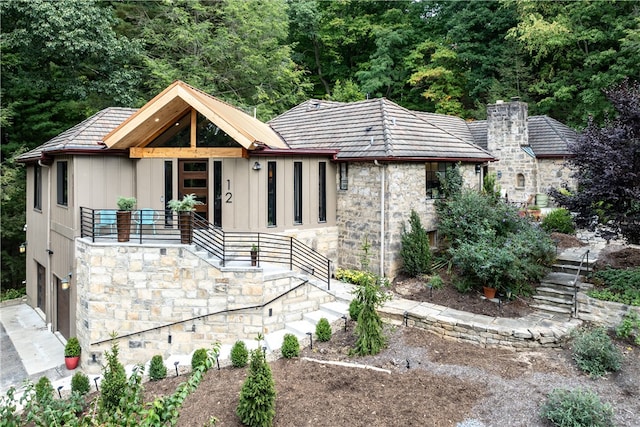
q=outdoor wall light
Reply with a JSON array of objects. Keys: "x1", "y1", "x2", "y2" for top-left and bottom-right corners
[
  {"x1": 19, "y1": 242, "x2": 27, "y2": 253},
  {"x1": 252, "y1": 161, "x2": 262, "y2": 171},
  {"x1": 475, "y1": 164, "x2": 481, "y2": 174},
  {"x1": 61, "y1": 272, "x2": 72, "y2": 290}
]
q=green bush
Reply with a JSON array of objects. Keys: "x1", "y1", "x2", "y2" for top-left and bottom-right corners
[
  {"x1": 351, "y1": 274, "x2": 390, "y2": 356},
  {"x1": 588, "y1": 267, "x2": 640, "y2": 306},
  {"x1": 315, "y1": 318, "x2": 332, "y2": 342},
  {"x1": 0, "y1": 287, "x2": 26, "y2": 302},
  {"x1": 349, "y1": 298, "x2": 363, "y2": 321},
  {"x1": 427, "y1": 274, "x2": 444, "y2": 290},
  {"x1": 231, "y1": 340, "x2": 249, "y2": 368},
  {"x1": 35, "y1": 376, "x2": 53, "y2": 403},
  {"x1": 616, "y1": 311, "x2": 640, "y2": 345},
  {"x1": 281, "y1": 333, "x2": 300, "y2": 358},
  {"x1": 572, "y1": 327, "x2": 623, "y2": 378},
  {"x1": 191, "y1": 348, "x2": 208, "y2": 371},
  {"x1": 541, "y1": 208, "x2": 576, "y2": 234},
  {"x1": 400, "y1": 209, "x2": 432, "y2": 276},
  {"x1": 541, "y1": 388, "x2": 614, "y2": 427},
  {"x1": 71, "y1": 371, "x2": 91, "y2": 395},
  {"x1": 149, "y1": 354, "x2": 167, "y2": 380},
  {"x1": 452, "y1": 275, "x2": 475, "y2": 293},
  {"x1": 236, "y1": 348, "x2": 276, "y2": 427},
  {"x1": 100, "y1": 337, "x2": 127, "y2": 413}
]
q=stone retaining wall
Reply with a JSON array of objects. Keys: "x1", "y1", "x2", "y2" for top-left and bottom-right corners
[
  {"x1": 75, "y1": 239, "x2": 333, "y2": 373},
  {"x1": 577, "y1": 293, "x2": 640, "y2": 327}
]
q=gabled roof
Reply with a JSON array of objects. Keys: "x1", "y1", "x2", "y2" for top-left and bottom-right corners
[
  {"x1": 103, "y1": 80, "x2": 287, "y2": 150},
  {"x1": 17, "y1": 107, "x2": 138, "y2": 162},
  {"x1": 269, "y1": 98, "x2": 494, "y2": 162}
]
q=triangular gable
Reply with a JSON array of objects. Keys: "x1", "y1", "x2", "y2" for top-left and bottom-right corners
[{"x1": 103, "y1": 81, "x2": 287, "y2": 150}]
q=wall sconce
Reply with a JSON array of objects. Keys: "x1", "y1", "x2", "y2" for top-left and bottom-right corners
[
  {"x1": 19, "y1": 242, "x2": 27, "y2": 254},
  {"x1": 252, "y1": 161, "x2": 262, "y2": 171},
  {"x1": 475, "y1": 164, "x2": 481, "y2": 174},
  {"x1": 61, "y1": 272, "x2": 72, "y2": 290}
]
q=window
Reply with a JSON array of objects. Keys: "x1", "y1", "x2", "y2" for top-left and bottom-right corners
[
  {"x1": 294, "y1": 162, "x2": 302, "y2": 224},
  {"x1": 425, "y1": 162, "x2": 454, "y2": 199},
  {"x1": 516, "y1": 173, "x2": 525, "y2": 188},
  {"x1": 57, "y1": 161, "x2": 68, "y2": 206},
  {"x1": 164, "y1": 161, "x2": 173, "y2": 226},
  {"x1": 267, "y1": 162, "x2": 276, "y2": 226},
  {"x1": 34, "y1": 163, "x2": 42, "y2": 210},
  {"x1": 318, "y1": 162, "x2": 326, "y2": 222},
  {"x1": 339, "y1": 163, "x2": 348, "y2": 190}
]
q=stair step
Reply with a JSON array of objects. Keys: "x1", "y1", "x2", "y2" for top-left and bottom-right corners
[
  {"x1": 530, "y1": 303, "x2": 573, "y2": 315},
  {"x1": 285, "y1": 319, "x2": 316, "y2": 337},
  {"x1": 319, "y1": 301, "x2": 350, "y2": 318},
  {"x1": 536, "y1": 286, "x2": 574, "y2": 297},
  {"x1": 532, "y1": 294, "x2": 573, "y2": 305},
  {"x1": 303, "y1": 310, "x2": 340, "y2": 324}
]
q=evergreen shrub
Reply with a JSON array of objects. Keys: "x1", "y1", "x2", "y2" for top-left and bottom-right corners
[
  {"x1": 315, "y1": 318, "x2": 332, "y2": 342},
  {"x1": 349, "y1": 298, "x2": 363, "y2": 321},
  {"x1": 191, "y1": 348, "x2": 208, "y2": 371},
  {"x1": 281, "y1": 333, "x2": 300, "y2": 358},
  {"x1": 400, "y1": 209, "x2": 432, "y2": 276},
  {"x1": 149, "y1": 354, "x2": 167, "y2": 380},
  {"x1": 71, "y1": 371, "x2": 91, "y2": 395},
  {"x1": 541, "y1": 208, "x2": 576, "y2": 234},
  {"x1": 572, "y1": 327, "x2": 623, "y2": 377},
  {"x1": 231, "y1": 340, "x2": 249, "y2": 368},
  {"x1": 541, "y1": 388, "x2": 614, "y2": 427},
  {"x1": 35, "y1": 376, "x2": 53, "y2": 403},
  {"x1": 100, "y1": 338, "x2": 127, "y2": 413},
  {"x1": 237, "y1": 348, "x2": 276, "y2": 427}
]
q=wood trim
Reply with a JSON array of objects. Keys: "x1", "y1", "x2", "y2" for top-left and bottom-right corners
[
  {"x1": 190, "y1": 109, "x2": 197, "y2": 149},
  {"x1": 129, "y1": 147, "x2": 248, "y2": 159},
  {"x1": 138, "y1": 107, "x2": 191, "y2": 148}
]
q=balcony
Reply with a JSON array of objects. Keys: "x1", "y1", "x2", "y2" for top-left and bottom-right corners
[{"x1": 79, "y1": 207, "x2": 331, "y2": 286}]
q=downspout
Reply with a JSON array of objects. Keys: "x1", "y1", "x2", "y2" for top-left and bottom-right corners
[
  {"x1": 374, "y1": 160, "x2": 385, "y2": 277},
  {"x1": 39, "y1": 159, "x2": 52, "y2": 331}
]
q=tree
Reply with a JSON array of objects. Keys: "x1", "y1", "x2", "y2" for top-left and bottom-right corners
[
  {"x1": 400, "y1": 210, "x2": 432, "y2": 277},
  {"x1": 551, "y1": 79, "x2": 640, "y2": 243},
  {"x1": 236, "y1": 347, "x2": 276, "y2": 427}
]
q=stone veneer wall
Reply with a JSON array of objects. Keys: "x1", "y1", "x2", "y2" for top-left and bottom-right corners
[
  {"x1": 536, "y1": 158, "x2": 576, "y2": 202},
  {"x1": 75, "y1": 239, "x2": 334, "y2": 373},
  {"x1": 337, "y1": 162, "x2": 479, "y2": 280},
  {"x1": 577, "y1": 293, "x2": 640, "y2": 328}
]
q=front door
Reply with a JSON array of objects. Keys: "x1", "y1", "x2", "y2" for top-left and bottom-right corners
[
  {"x1": 56, "y1": 276, "x2": 70, "y2": 339},
  {"x1": 178, "y1": 160, "x2": 208, "y2": 221},
  {"x1": 37, "y1": 263, "x2": 46, "y2": 311}
]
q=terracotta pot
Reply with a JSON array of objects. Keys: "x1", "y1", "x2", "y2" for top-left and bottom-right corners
[
  {"x1": 65, "y1": 356, "x2": 80, "y2": 370},
  {"x1": 116, "y1": 211, "x2": 132, "y2": 242},
  {"x1": 483, "y1": 286, "x2": 497, "y2": 299}
]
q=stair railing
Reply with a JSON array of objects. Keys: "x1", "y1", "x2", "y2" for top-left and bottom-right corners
[{"x1": 572, "y1": 249, "x2": 590, "y2": 318}]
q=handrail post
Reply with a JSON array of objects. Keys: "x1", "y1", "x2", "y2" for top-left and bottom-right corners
[
  {"x1": 290, "y1": 237, "x2": 294, "y2": 270},
  {"x1": 139, "y1": 209, "x2": 143, "y2": 245},
  {"x1": 327, "y1": 259, "x2": 331, "y2": 290}
]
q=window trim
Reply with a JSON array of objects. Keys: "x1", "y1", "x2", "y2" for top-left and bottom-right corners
[
  {"x1": 339, "y1": 163, "x2": 348, "y2": 190},
  {"x1": 425, "y1": 162, "x2": 454, "y2": 199},
  {"x1": 56, "y1": 161, "x2": 68, "y2": 206},
  {"x1": 267, "y1": 161, "x2": 277, "y2": 227},
  {"x1": 318, "y1": 162, "x2": 326, "y2": 222},
  {"x1": 293, "y1": 162, "x2": 303, "y2": 224},
  {"x1": 34, "y1": 163, "x2": 42, "y2": 210}
]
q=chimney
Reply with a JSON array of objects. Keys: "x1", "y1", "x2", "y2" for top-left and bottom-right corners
[{"x1": 486, "y1": 98, "x2": 528, "y2": 153}]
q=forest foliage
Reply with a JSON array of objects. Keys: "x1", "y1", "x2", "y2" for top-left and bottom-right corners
[{"x1": 1, "y1": 0, "x2": 639, "y2": 288}]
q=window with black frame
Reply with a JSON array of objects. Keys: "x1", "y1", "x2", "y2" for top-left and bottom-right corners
[
  {"x1": 57, "y1": 161, "x2": 68, "y2": 206},
  {"x1": 425, "y1": 162, "x2": 454, "y2": 199}
]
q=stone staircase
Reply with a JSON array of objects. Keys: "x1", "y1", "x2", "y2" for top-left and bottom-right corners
[{"x1": 531, "y1": 248, "x2": 595, "y2": 318}]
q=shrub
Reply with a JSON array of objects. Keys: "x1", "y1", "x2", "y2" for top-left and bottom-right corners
[
  {"x1": 231, "y1": 340, "x2": 249, "y2": 368},
  {"x1": 349, "y1": 298, "x2": 363, "y2": 321},
  {"x1": 281, "y1": 333, "x2": 300, "y2": 358},
  {"x1": 71, "y1": 371, "x2": 91, "y2": 395},
  {"x1": 400, "y1": 209, "x2": 432, "y2": 276},
  {"x1": 616, "y1": 311, "x2": 640, "y2": 345},
  {"x1": 427, "y1": 274, "x2": 444, "y2": 290},
  {"x1": 588, "y1": 267, "x2": 640, "y2": 306},
  {"x1": 191, "y1": 348, "x2": 208, "y2": 371},
  {"x1": 315, "y1": 318, "x2": 332, "y2": 342},
  {"x1": 100, "y1": 337, "x2": 127, "y2": 413},
  {"x1": 149, "y1": 354, "x2": 167, "y2": 380},
  {"x1": 452, "y1": 275, "x2": 475, "y2": 293},
  {"x1": 352, "y1": 274, "x2": 390, "y2": 356},
  {"x1": 0, "y1": 287, "x2": 26, "y2": 302},
  {"x1": 572, "y1": 327, "x2": 623, "y2": 377},
  {"x1": 541, "y1": 208, "x2": 576, "y2": 234},
  {"x1": 64, "y1": 337, "x2": 81, "y2": 357},
  {"x1": 541, "y1": 388, "x2": 614, "y2": 427},
  {"x1": 35, "y1": 376, "x2": 53, "y2": 403},
  {"x1": 237, "y1": 348, "x2": 276, "y2": 427}
]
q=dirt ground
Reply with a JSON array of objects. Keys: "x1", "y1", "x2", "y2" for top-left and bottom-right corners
[{"x1": 135, "y1": 239, "x2": 640, "y2": 426}]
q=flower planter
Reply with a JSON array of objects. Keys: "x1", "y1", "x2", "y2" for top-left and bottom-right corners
[
  {"x1": 65, "y1": 356, "x2": 80, "y2": 370},
  {"x1": 178, "y1": 212, "x2": 193, "y2": 244},
  {"x1": 116, "y1": 211, "x2": 132, "y2": 242},
  {"x1": 250, "y1": 250, "x2": 258, "y2": 266},
  {"x1": 483, "y1": 286, "x2": 497, "y2": 299}
]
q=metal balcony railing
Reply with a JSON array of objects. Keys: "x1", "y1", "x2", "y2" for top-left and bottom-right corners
[{"x1": 79, "y1": 207, "x2": 331, "y2": 287}]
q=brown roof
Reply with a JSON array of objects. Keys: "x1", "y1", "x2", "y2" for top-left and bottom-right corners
[
  {"x1": 269, "y1": 98, "x2": 494, "y2": 162},
  {"x1": 17, "y1": 107, "x2": 137, "y2": 162},
  {"x1": 103, "y1": 81, "x2": 287, "y2": 150}
]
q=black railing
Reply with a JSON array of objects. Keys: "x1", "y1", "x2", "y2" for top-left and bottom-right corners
[{"x1": 80, "y1": 207, "x2": 331, "y2": 286}]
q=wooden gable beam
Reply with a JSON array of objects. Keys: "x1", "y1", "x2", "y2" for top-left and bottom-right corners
[{"x1": 129, "y1": 147, "x2": 248, "y2": 159}]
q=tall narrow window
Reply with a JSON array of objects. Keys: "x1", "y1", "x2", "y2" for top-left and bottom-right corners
[
  {"x1": 294, "y1": 162, "x2": 302, "y2": 224},
  {"x1": 516, "y1": 173, "x2": 525, "y2": 188},
  {"x1": 267, "y1": 162, "x2": 277, "y2": 226},
  {"x1": 57, "y1": 161, "x2": 68, "y2": 206},
  {"x1": 339, "y1": 163, "x2": 348, "y2": 190},
  {"x1": 318, "y1": 162, "x2": 326, "y2": 222},
  {"x1": 34, "y1": 163, "x2": 42, "y2": 210},
  {"x1": 164, "y1": 161, "x2": 173, "y2": 226}
]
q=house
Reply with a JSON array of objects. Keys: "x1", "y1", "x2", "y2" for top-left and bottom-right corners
[{"x1": 17, "y1": 81, "x2": 576, "y2": 369}]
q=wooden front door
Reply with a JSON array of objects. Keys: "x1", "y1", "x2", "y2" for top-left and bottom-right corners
[
  {"x1": 178, "y1": 160, "x2": 208, "y2": 221},
  {"x1": 37, "y1": 263, "x2": 46, "y2": 311}
]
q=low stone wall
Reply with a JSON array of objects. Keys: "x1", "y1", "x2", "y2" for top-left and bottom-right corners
[
  {"x1": 577, "y1": 293, "x2": 640, "y2": 327},
  {"x1": 75, "y1": 239, "x2": 333, "y2": 373}
]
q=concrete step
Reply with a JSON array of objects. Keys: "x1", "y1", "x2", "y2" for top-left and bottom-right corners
[
  {"x1": 318, "y1": 301, "x2": 350, "y2": 318},
  {"x1": 285, "y1": 319, "x2": 316, "y2": 337},
  {"x1": 532, "y1": 294, "x2": 573, "y2": 306}
]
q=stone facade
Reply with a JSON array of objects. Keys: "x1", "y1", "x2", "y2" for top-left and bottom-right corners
[
  {"x1": 537, "y1": 158, "x2": 574, "y2": 201},
  {"x1": 337, "y1": 162, "x2": 479, "y2": 279},
  {"x1": 75, "y1": 239, "x2": 334, "y2": 373},
  {"x1": 577, "y1": 293, "x2": 640, "y2": 328}
]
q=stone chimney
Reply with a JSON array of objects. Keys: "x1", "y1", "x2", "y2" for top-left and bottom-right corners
[{"x1": 486, "y1": 97, "x2": 528, "y2": 154}]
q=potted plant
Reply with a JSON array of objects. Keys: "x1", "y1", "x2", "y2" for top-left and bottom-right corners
[
  {"x1": 64, "y1": 337, "x2": 81, "y2": 370},
  {"x1": 168, "y1": 194, "x2": 202, "y2": 244},
  {"x1": 116, "y1": 196, "x2": 136, "y2": 242},
  {"x1": 527, "y1": 204, "x2": 542, "y2": 221},
  {"x1": 250, "y1": 244, "x2": 259, "y2": 266}
]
